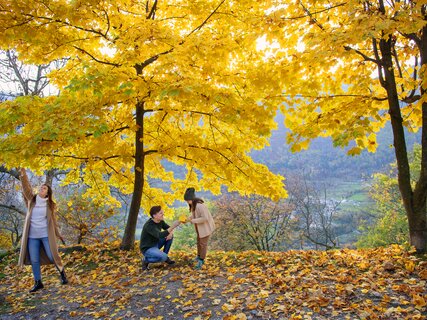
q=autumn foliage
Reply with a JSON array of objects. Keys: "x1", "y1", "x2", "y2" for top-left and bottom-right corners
[
  {"x1": 0, "y1": 242, "x2": 426, "y2": 319},
  {"x1": 0, "y1": 0, "x2": 426, "y2": 252},
  {"x1": 55, "y1": 188, "x2": 119, "y2": 244}
]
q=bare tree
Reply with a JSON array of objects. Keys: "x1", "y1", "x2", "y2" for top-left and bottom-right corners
[
  {"x1": 211, "y1": 194, "x2": 295, "y2": 252},
  {"x1": 0, "y1": 172, "x2": 25, "y2": 248},
  {"x1": 287, "y1": 174, "x2": 342, "y2": 250},
  {"x1": 0, "y1": 51, "x2": 67, "y2": 249},
  {"x1": 0, "y1": 204, "x2": 25, "y2": 247},
  {"x1": 0, "y1": 50, "x2": 65, "y2": 97}
]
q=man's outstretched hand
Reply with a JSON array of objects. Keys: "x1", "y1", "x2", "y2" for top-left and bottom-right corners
[{"x1": 172, "y1": 220, "x2": 181, "y2": 228}]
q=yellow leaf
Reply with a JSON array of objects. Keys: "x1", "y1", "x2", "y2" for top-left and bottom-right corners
[
  {"x1": 405, "y1": 260, "x2": 415, "y2": 272},
  {"x1": 222, "y1": 303, "x2": 235, "y2": 312},
  {"x1": 247, "y1": 303, "x2": 258, "y2": 310},
  {"x1": 358, "y1": 261, "x2": 370, "y2": 270},
  {"x1": 412, "y1": 294, "x2": 427, "y2": 309},
  {"x1": 81, "y1": 298, "x2": 95, "y2": 307},
  {"x1": 259, "y1": 289, "x2": 269, "y2": 298},
  {"x1": 179, "y1": 215, "x2": 189, "y2": 223},
  {"x1": 419, "y1": 269, "x2": 427, "y2": 280},
  {"x1": 143, "y1": 305, "x2": 154, "y2": 314}
]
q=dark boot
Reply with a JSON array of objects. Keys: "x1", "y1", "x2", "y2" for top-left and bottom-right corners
[
  {"x1": 142, "y1": 258, "x2": 149, "y2": 271},
  {"x1": 29, "y1": 280, "x2": 44, "y2": 293},
  {"x1": 195, "y1": 258, "x2": 204, "y2": 270},
  {"x1": 60, "y1": 270, "x2": 68, "y2": 285},
  {"x1": 165, "y1": 257, "x2": 175, "y2": 265}
]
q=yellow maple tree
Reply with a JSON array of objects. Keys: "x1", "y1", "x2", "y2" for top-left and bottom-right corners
[
  {"x1": 259, "y1": 0, "x2": 427, "y2": 252},
  {"x1": 3, "y1": 0, "x2": 425, "y2": 252},
  {"x1": 0, "y1": 1, "x2": 288, "y2": 249}
]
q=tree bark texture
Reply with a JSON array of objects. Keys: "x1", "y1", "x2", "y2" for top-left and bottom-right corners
[
  {"x1": 378, "y1": 17, "x2": 427, "y2": 252},
  {"x1": 120, "y1": 100, "x2": 145, "y2": 250}
]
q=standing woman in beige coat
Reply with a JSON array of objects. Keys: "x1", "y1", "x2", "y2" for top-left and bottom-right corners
[
  {"x1": 18, "y1": 168, "x2": 68, "y2": 292},
  {"x1": 184, "y1": 188, "x2": 215, "y2": 269}
]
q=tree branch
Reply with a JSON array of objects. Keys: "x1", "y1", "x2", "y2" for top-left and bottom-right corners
[
  {"x1": 187, "y1": 0, "x2": 226, "y2": 37},
  {"x1": 0, "y1": 165, "x2": 20, "y2": 180},
  {"x1": 0, "y1": 204, "x2": 26, "y2": 216},
  {"x1": 298, "y1": 0, "x2": 325, "y2": 31},
  {"x1": 281, "y1": 3, "x2": 346, "y2": 20},
  {"x1": 73, "y1": 46, "x2": 120, "y2": 67},
  {"x1": 344, "y1": 45, "x2": 379, "y2": 64},
  {"x1": 136, "y1": 0, "x2": 226, "y2": 71},
  {"x1": 147, "y1": 0, "x2": 158, "y2": 20}
]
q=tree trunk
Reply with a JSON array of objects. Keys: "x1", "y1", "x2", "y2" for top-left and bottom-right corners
[
  {"x1": 120, "y1": 100, "x2": 145, "y2": 250},
  {"x1": 45, "y1": 169, "x2": 55, "y2": 186},
  {"x1": 379, "y1": 22, "x2": 427, "y2": 252},
  {"x1": 77, "y1": 233, "x2": 83, "y2": 244},
  {"x1": 410, "y1": 23, "x2": 427, "y2": 253}
]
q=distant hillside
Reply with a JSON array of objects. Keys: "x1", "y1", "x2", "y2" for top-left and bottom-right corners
[{"x1": 252, "y1": 113, "x2": 421, "y2": 181}]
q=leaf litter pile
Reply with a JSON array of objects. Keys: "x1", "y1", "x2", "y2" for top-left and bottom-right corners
[{"x1": 0, "y1": 242, "x2": 426, "y2": 319}]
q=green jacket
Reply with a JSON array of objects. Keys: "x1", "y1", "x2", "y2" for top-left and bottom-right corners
[{"x1": 139, "y1": 219, "x2": 170, "y2": 253}]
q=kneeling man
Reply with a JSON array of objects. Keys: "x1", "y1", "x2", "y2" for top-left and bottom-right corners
[{"x1": 140, "y1": 206, "x2": 180, "y2": 270}]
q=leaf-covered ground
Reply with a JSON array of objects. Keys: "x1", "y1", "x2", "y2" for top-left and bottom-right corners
[{"x1": 0, "y1": 242, "x2": 426, "y2": 320}]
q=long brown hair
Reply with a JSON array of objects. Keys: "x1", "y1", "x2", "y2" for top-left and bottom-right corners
[
  {"x1": 188, "y1": 197, "x2": 204, "y2": 212},
  {"x1": 31, "y1": 184, "x2": 56, "y2": 212}
]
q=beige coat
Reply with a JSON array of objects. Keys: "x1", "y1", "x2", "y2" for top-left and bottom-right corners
[
  {"x1": 18, "y1": 171, "x2": 64, "y2": 270},
  {"x1": 191, "y1": 202, "x2": 215, "y2": 238}
]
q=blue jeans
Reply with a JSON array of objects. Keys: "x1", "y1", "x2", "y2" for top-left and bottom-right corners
[
  {"x1": 28, "y1": 237, "x2": 56, "y2": 281},
  {"x1": 158, "y1": 237, "x2": 172, "y2": 254},
  {"x1": 143, "y1": 238, "x2": 173, "y2": 263}
]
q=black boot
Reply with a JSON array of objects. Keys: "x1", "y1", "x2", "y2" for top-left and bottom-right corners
[
  {"x1": 141, "y1": 258, "x2": 150, "y2": 271},
  {"x1": 29, "y1": 280, "x2": 44, "y2": 293},
  {"x1": 60, "y1": 269, "x2": 68, "y2": 285}
]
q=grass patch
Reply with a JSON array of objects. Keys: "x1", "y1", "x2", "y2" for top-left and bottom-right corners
[
  {"x1": 347, "y1": 190, "x2": 370, "y2": 202},
  {"x1": 0, "y1": 300, "x2": 11, "y2": 315},
  {"x1": 22, "y1": 296, "x2": 46, "y2": 307},
  {"x1": 0, "y1": 250, "x2": 13, "y2": 262},
  {"x1": 326, "y1": 180, "x2": 370, "y2": 198},
  {"x1": 78, "y1": 261, "x2": 98, "y2": 272}
]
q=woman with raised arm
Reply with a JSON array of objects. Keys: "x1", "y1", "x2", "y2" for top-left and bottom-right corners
[
  {"x1": 18, "y1": 168, "x2": 68, "y2": 293},
  {"x1": 183, "y1": 188, "x2": 215, "y2": 270}
]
